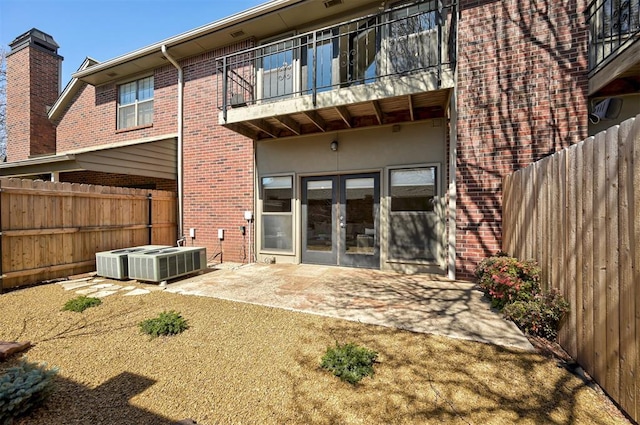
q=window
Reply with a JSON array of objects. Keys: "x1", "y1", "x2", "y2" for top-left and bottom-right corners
[
  {"x1": 390, "y1": 167, "x2": 436, "y2": 212},
  {"x1": 388, "y1": 166, "x2": 439, "y2": 261},
  {"x1": 118, "y1": 76, "x2": 153, "y2": 129},
  {"x1": 261, "y1": 176, "x2": 293, "y2": 251}
]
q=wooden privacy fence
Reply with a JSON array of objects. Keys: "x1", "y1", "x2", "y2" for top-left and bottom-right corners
[
  {"x1": 502, "y1": 115, "x2": 639, "y2": 423},
  {"x1": 0, "y1": 178, "x2": 177, "y2": 292}
]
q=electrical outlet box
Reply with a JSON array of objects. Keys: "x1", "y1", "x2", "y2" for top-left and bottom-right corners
[
  {"x1": 189, "y1": 228, "x2": 196, "y2": 238},
  {"x1": 244, "y1": 211, "x2": 253, "y2": 221},
  {"x1": 218, "y1": 228, "x2": 224, "y2": 240}
]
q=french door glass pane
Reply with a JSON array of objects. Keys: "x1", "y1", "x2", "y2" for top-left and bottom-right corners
[
  {"x1": 306, "y1": 180, "x2": 333, "y2": 252},
  {"x1": 344, "y1": 177, "x2": 375, "y2": 255},
  {"x1": 262, "y1": 48, "x2": 294, "y2": 100},
  {"x1": 307, "y1": 35, "x2": 333, "y2": 92}
]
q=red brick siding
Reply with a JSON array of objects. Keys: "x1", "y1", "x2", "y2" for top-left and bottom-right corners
[
  {"x1": 55, "y1": 66, "x2": 177, "y2": 152},
  {"x1": 6, "y1": 46, "x2": 59, "y2": 161},
  {"x1": 6, "y1": 48, "x2": 29, "y2": 161},
  {"x1": 455, "y1": 0, "x2": 589, "y2": 279},
  {"x1": 181, "y1": 44, "x2": 255, "y2": 264},
  {"x1": 60, "y1": 171, "x2": 177, "y2": 192}
]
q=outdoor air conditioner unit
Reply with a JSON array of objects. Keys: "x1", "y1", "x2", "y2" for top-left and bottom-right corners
[
  {"x1": 127, "y1": 246, "x2": 207, "y2": 283},
  {"x1": 95, "y1": 245, "x2": 170, "y2": 280}
]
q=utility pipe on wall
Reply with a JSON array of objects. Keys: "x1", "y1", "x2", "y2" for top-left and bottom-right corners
[{"x1": 161, "y1": 45, "x2": 185, "y2": 245}]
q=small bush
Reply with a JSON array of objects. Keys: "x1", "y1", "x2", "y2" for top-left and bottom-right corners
[
  {"x1": 0, "y1": 360, "x2": 58, "y2": 424},
  {"x1": 503, "y1": 289, "x2": 570, "y2": 340},
  {"x1": 139, "y1": 311, "x2": 189, "y2": 338},
  {"x1": 320, "y1": 342, "x2": 378, "y2": 385},
  {"x1": 62, "y1": 296, "x2": 102, "y2": 313},
  {"x1": 475, "y1": 255, "x2": 541, "y2": 310}
]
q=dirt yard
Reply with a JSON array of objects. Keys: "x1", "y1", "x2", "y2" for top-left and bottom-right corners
[{"x1": 0, "y1": 283, "x2": 630, "y2": 424}]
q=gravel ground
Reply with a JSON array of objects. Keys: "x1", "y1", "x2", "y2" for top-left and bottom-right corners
[{"x1": 0, "y1": 283, "x2": 631, "y2": 425}]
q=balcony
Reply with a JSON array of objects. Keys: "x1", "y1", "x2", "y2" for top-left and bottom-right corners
[
  {"x1": 587, "y1": 0, "x2": 640, "y2": 95},
  {"x1": 216, "y1": 0, "x2": 456, "y2": 140}
]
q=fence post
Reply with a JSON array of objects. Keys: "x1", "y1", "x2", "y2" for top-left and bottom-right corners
[{"x1": 147, "y1": 193, "x2": 153, "y2": 245}]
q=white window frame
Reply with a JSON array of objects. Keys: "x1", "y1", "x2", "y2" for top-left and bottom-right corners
[{"x1": 117, "y1": 75, "x2": 154, "y2": 129}]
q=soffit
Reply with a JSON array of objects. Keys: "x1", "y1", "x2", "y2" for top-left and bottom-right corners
[
  {"x1": 0, "y1": 138, "x2": 177, "y2": 180},
  {"x1": 74, "y1": 0, "x2": 379, "y2": 86}
]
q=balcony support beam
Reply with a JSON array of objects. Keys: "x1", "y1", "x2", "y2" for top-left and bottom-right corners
[
  {"x1": 335, "y1": 106, "x2": 352, "y2": 128},
  {"x1": 407, "y1": 95, "x2": 415, "y2": 121},
  {"x1": 372, "y1": 100, "x2": 384, "y2": 125},
  {"x1": 303, "y1": 111, "x2": 327, "y2": 132},
  {"x1": 247, "y1": 119, "x2": 279, "y2": 138},
  {"x1": 273, "y1": 115, "x2": 301, "y2": 135},
  {"x1": 225, "y1": 123, "x2": 259, "y2": 140}
]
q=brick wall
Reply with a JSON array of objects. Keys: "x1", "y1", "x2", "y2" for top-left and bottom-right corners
[
  {"x1": 181, "y1": 42, "x2": 255, "y2": 264},
  {"x1": 455, "y1": 0, "x2": 589, "y2": 279},
  {"x1": 6, "y1": 48, "x2": 29, "y2": 161},
  {"x1": 6, "y1": 46, "x2": 59, "y2": 161},
  {"x1": 60, "y1": 171, "x2": 177, "y2": 192},
  {"x1": 55, "y1": 66, "x2": 177, "y2": 152}
]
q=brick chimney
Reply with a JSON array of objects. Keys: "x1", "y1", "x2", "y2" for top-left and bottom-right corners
[{"x1": 6, "y1": 28, "x2": 62, "y2": 162}]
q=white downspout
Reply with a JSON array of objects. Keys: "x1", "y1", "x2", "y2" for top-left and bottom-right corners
[{"x1": 161, "y1": 45, "x2": 185, "y2": 245}]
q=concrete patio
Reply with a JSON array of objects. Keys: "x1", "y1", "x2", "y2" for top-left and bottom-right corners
[{"x1": 164, "y1": 263, "x2": 534, "y2": 351}]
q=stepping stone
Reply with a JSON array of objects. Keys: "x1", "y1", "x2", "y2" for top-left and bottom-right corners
[
  {"x1": 91, "y1": 283, "x2": 119, "y2": 289},
  {"x1": 92, "y1": 279, "x2": 105, "y2": 283},
  {"x1": 76, "y1": 288, "x2": 99, "y2": 295},
  {"x1": 0, "y1": 341, "x2": 31, "y2": 360},
  {"x1": 123, "y1": 288, "x2": 150, "y2": 296},
  {"x1": 120, "y1": 286, "x2": 136, "y2": 291},
  {"x1": 61, "y1": 281, "x2": 96, "y2": 291},
  {"x1": 91, "y1": 290, "x2": 119, "y2": 298}
]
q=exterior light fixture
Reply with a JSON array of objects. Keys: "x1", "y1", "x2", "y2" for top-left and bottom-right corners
[{"x1": 330, "y1": 141, "x2": 338, "y2": 151}]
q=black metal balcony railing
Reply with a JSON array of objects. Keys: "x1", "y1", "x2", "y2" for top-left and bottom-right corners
[
  {"x1": 217, "y1": 0, "x2": 456, "y2": 116},
  {"x1": 588, "y1": 0, "x2": 640, "y2": 73}
]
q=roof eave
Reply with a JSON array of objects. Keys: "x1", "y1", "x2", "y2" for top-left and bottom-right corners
[
  {"x1": 49, "y1": 57, "x2": 100, "y2": 121},
  {"x1": 71, "y1": 0, "x2": 301, "y2": 85}
]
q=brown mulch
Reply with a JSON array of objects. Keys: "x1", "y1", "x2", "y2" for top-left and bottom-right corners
[{"x1": 0, "y1": 283, "x2": 633, "y2": 425}]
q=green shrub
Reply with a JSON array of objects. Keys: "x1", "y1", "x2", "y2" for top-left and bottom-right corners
[
  {"x1": 0, "y1": 360, "x2": 58, "y2": 424},
  {"x1": 320, "y1": 342, "x2": 378, "y2": 385},
  {"x1": 475, "y1": 255, "x2": 541, "y2": 310},
  {"x1": 62, "y1": 296, "x2": 102, "y2": 313},
  {"x1": 139, "y1": 311, "x2": 189, "y2": 338},
  {"x1": 502, "y1": 289, "x2": 570, "y2": 340}
]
